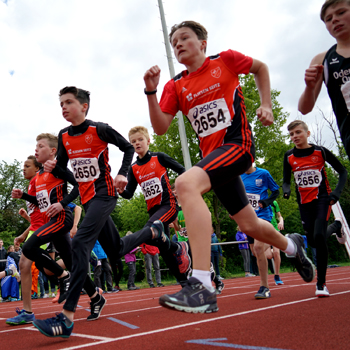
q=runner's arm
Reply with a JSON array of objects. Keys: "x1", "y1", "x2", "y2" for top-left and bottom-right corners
[{"x1": 282, "y1": 152, "x2": 292, "y2": 199}]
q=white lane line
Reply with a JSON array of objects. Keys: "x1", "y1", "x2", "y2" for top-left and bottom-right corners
[{"x1": 57, "y1": 289, "x2": 350, "y2": 350}]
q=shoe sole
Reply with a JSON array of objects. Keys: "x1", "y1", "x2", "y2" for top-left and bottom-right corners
[
  {"x1": 87, "y1": 298, "x2": 107, "y2": 321},
  {"x1": 275, "y1": 282, "x2": 284, "y2": 285},
  {"x1": 159, "y1": 298, "x2": 219, "y2": 313},
  {"x1": 6, "y1": 319, "x2": 34, "y2": 325},
  {"x1": 254, "y1": 294, "x2": 271, "y2": 299},
  {"x1": 316, "y1": 293, "x2": 330, "y2": 298},
  {"x1": 286, "y1": 234, "x2": 316, "y2": 283}
]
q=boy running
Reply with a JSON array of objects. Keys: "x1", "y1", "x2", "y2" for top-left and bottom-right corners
[
  {"x1": 144, "y1": 20, "x2": 315, "y2": 313},
  {"x1": 33, "y1": 87, "x2": 166, "y2": 338},
  {"x1": 8, "y1": 135, "x2": 78, "y2": 324},
  {"x1": 120, "y1": 126, "x2": 190, "y2": 282},
  {"x1": 299, "y1": 0, "x2": 350, "y2": 159},
  {"x1": 283, "y1": 120, "x2": 347, "y2": 297}
]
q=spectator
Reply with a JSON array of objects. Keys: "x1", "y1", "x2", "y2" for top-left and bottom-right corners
[
  {"x1": 124, "y1": 232, "x2": 140, "y2": 290},
  {"x1": 0, "y1": 239, "x2": 6, "y2": 272},
  {"x1": 1, "y1": 245, "x2": 20, "y2": 301},
  {"x1": 140, "y1": 243, "x2": 164, "y2": 288},
  {"x1": 92, "y1": 240, "x2": 116, "y2": 293},
  {"x1": 236, "y1": 227, "x2": 255, "y2": 277},
  {"x1": 211, "y1": 228, "x2": 223, "y2": 280}
]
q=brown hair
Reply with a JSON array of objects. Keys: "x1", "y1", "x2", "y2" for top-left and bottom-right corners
[
  {"x1": 59, "y1": 86, "x2": 90, "y2": 115},
  {"x1": 320, "y1": 0, "x2": 350, "y2": 21},
  {"x1": 27, "y1": 155, "x2": 42, "y2": 170},
  {"x1": 128, "y1": 126, "x2": 150, "y2": 141},
  {"x1": 169, "y1": 21, "x2": 208, "y2": 52},
  {"x1": 287, "y1": 120, "x2": 309, "y2": 132}
]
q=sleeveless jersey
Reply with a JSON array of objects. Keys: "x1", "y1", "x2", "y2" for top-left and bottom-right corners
[
  {"x1": 285, "y1": 146, "x2": 331, "y2": 205},
  {"x1": 241, "y1": 167, "x2": 279, "y2": 222},
  {"x1": 159, "y1": 50, "x2": 254, "y2": 159},
  {"x1": 27, "y1": 175, "x2": 44, "y2": 231},
  {"x1": 62, "y1": 124, "x2": 115, "y2": 204},
  {"x1": 35, "y1": 170, "x2": 67, "y2": 223},
  {"x1": 323, "y1": 44, "x2": 350, "y2": 150},
  {"x1": 131, "y1": 154, "x2": 176, "y2": 211}
]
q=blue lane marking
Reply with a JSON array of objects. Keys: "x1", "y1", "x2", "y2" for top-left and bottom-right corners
[
  {"x1": 107, "y1": 317, "x2": 139, "y2": 329},
  {"x1": 186, "y1": 338, "x2": 289, "y2": 349}
]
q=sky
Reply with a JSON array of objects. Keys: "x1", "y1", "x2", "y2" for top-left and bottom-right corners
[{"x1": 0, "y1": 0, "x2": 338, "y2": 175}]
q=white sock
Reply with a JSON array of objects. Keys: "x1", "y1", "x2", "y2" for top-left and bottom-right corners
[
  {"x1": 283, "y1": 237, "x2": 296, "y2": 256},
  {"x1": 192, "y1": 269, "x2": 213, "y2": 289}
]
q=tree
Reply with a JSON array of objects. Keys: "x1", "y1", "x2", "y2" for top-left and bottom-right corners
[{"x1": 0, "y1": 160, "x2": 29, "y2": 242}]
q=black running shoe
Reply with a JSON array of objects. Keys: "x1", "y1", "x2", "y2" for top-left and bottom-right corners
[
  {"x1": 58, "y1": 272, "x2": 70, "y2": 304},
  {"x1": 151, "y1": 220, "x2": 171, "y2": 249},
  {"x1": 159, "y1": 277, "x2": 218, "y2": 313},
  {"x1": 32, "y1": 313, "x2": 73, "y2": 338},
  {"x1": 215, "y1": 280, "x2": 225, "y2": 295},
  {"x1": 286, "y1": 233, "x2": 315, "y2": 283},
  {"x1": 87, "y1": 295, "x2": 106, "y2": 321},
  {"x1": 254, "y1": 286, "x2": 271, "y2": 299}
]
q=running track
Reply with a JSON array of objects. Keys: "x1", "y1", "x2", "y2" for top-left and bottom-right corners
[{"x1": 0, "y1": 266, "x2": 349, "y2": 350}]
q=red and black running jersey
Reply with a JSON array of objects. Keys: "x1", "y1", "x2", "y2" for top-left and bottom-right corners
[
  {"x1": 22, "y1": 169, "x2": 79, "y2": 224},
  {"x1": 121, "y1": 151, "x2": 185, "y2": 211},
  {"x1": 159, "y1": 49, "x2": 254, "y2": 159},
  {"x1": 284, "y1": 145, "x2": 332, "y2": 204},
  {"x1": 55, "y1": 120, "x2": 134, "y2": 205},
  {"x1": 27, "y1": 174, "x2": 44, "y2": 231}
]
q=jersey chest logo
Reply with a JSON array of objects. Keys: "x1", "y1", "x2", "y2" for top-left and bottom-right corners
[
  {"x1": 85, "y1": 134, "x2": 93, "y2": 144},
  {"x1": 211, "y1": 67, "x2": 221, "y2": 78}
]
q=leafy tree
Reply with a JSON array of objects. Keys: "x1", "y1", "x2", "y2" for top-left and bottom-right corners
[{"x1": 0, "y1": 160, "x2": 29, "y2": 242}]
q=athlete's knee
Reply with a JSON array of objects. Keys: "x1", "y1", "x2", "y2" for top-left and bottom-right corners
[{"x1": 19, "y1": 255, "x2": 32, "y2": 272}]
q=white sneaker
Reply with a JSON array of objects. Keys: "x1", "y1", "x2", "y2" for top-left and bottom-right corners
[
  {"x1": 43, "y1": 293, "x2": 50, "y2": 298},
  {"x1": 9, "y1": 265, "x2": 21, "y2": 282},
  {"x1": 50, "y1": 292, "x2": 56, "y2": 298},
  {"x1": 315, "y1": 284, "x2": 330, "y2": 297},
  {"x1": 218, "y1": 276, "x2": 224, "y2": 280}
]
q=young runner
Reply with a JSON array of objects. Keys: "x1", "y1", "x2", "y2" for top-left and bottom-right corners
[
  {"x1": 33, "y1": 86, "x2": 169, "y2": 338},
  {"x1": 299, "y1": 0, "x2": 350, "y2": 159},
  {"x1": 283, "y1": 120, "x2": 347, "y2": 297},
  {"x1": 144, "y1": 20, "x2": 315, "y2": 313},
  {"x1": 120, "y1": 126, "x2": 191, "y2": 282}
]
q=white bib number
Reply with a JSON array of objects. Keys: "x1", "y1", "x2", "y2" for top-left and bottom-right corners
[
  {"x1": 247, "y1": 193, "x2": 260, "y2": 210},
  {"x1": 71, "y1": 158, "x2": 100, "y2": 182},
  {"x1": 141, "y1": 177, "x2": 162, "y2": 200},
  {"x1": 341, "y1": 80, "x2": 350, "y2": 112},
  {"x1": 294, "y1": 170, "x2": 321, "y2": 188},
  {"x1": 37, "y1": 190, "x2": 51, "y2": 213},
  {"x1": 188, "y1": 98, "x2": 231, "y2": 137}
]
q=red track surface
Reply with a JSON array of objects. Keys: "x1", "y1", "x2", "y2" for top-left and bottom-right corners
[{"x1": 0, "y1": 266, "x2": 349, "y2": 350}]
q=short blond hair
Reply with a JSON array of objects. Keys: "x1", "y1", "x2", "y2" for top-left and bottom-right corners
[
  {"x1": 36, "y1": 133, "x2": 58, "y2": 155},
  {"x1": 287, "y1": 120, "x2": 309, "y2": 132},
  {"x1": 128, "y1": 126, "x2": 150, "y2": 141}
]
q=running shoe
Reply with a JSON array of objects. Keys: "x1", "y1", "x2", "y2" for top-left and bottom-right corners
[
  {"x1": 254, "y1": 286, "x2": 271, "y2": 299},
  {"x1": 87, "y1": 295, "x2": 106, "y2": 321},
  {"x1": 335, "y1": 218, "x2": 347, "y2": 244},
  {"x1": 107, "y1": 288, "x2": 118, "y2": 293},
  {"x1": 174, "y1": 241, "x2": 191, "y2": 274},
  {"x1": 286, "y1": 233, "x2": 315, "y2": 283},
  {"x1": 89, "y1": 250, "x2": 98, "y2": 268},
  {"x1": 31, "y1": 292, "x2": 38, "y2": 299},
  {"x1": 114, "y1": 285, "x2": 122, "y2": 291},
  {"x1": 315, "y1": 284, "x2": 330, "y2": 297},
  {"x1": 274, "y1": 275, "x2": 284, "y2": 285},
  {"x1": 58, "y1": 272, "x2": 70, "y2": 304},
  {"x1": 216, "y1": 280, "x2": 225, "y2": 295},
  {"x1": 149, "y1": 283, "x2": 156, "y2": 288},
  {"x1": 32, "y1": 313, "x2": 73, "y2": 338},
  {"x1": 151, "y1": 220, "x2": 171, "y2": 249},
  {"x1": 52, "y1": 290, "x2": 60, "y2": 303},
  {"x1": 159, "y1": 277, "x2": 218, "y2": 313},
  {"x1": 245, "y1": 273, "x2": 255, "y2": 277},
  {"x1": 6, "y1": 308, "x2": 35, "y2": 325},
  {"x1": 9, "y1": 265, "x2": 21, "y2": 282},
  {"x1": 43, "y1": 293, "x2": 50, "y2": 298},
  {"x1": 157, "y1": 283, "x2": 165, "y2": 287},
  {"x1": 128, "y1": 285, "x2": 140, "y2": 290}
]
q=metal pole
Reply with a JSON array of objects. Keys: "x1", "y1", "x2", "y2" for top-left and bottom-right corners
[{"x1": 157, "y1": 0, "x2": 192, "y2": 170}]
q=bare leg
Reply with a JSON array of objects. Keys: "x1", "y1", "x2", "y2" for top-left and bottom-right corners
[
  {"x1": 273, "y1": 247, "x2": 281, "y2": 275},
  {"x1": 253, "y1": 240, "x2": 269, "y2": 288}
]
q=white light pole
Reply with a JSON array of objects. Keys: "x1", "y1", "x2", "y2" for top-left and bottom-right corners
[{"x1": 157, "y1": 0, "x2": 192, "y2": 170}]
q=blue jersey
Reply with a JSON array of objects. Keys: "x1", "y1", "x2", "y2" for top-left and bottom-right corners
[{"x1": 241, "y1": 167, "x2": 279, "y2": 222}]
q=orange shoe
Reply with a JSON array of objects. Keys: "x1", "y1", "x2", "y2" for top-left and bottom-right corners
[{"x1": 52, "y1": 290, "x2": 60, "y2": 303}]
